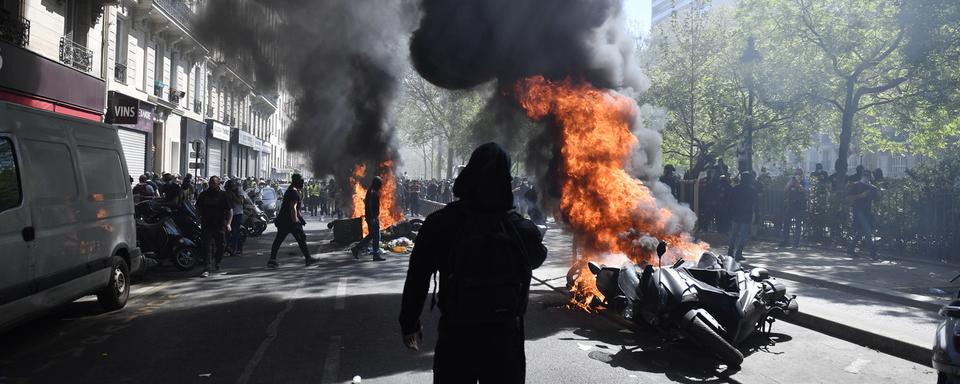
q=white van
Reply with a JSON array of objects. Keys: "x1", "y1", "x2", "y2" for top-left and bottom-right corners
[{"x1": 0, "y1": 101, "x2": 143, "y2": 330}]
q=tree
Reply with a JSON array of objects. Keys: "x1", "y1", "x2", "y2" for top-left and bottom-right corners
[
  {"x1": 640, "y1": 1, "x2": 811, "y2": 178},
  {"x1": 397, "y1": 71, "x2": 485, "y2": 179},
  {"x1": 741, "y1": 0, "x2": 922, "y2": 186}
]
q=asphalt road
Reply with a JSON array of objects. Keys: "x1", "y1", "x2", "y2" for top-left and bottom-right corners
[{"x1": 0, "y1": 217, "x2": 937, "y2": 384}]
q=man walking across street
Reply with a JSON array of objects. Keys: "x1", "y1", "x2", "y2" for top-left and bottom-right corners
[
  {"x1": 267, "y1": 174, "x2": 316, "y2": 268},
  {"x1": 195, "y1": 176, "x2": 232, "y2": 277},
  {"x1": 727, "y1": 171, "x2": 759, "y2": 261},
  {"x1": 780, "y1": 168, "x2": 807, "y2": 248},
  {"x1": 847, "y1": 172, "x2": 881, "y2": 259},
  {"x1": 352, "y1": 176, "x2": 386, "y2": 261},
  {"x1": 399, "y1": 143, "x2": 548, "y2": 384}
]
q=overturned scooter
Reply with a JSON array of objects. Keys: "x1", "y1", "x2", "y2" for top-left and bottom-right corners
[
  {"x1": 589, "y1": 241, "x2": 798, "y2": 366},
  {"x1": 933, "y1": 273, "x2": 960, "y2": 384}
]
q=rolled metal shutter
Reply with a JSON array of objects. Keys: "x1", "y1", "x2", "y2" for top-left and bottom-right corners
[
  {"x1": 117, "y1": 129, "x2": 146, "y2": 177},
  {"x1": 208, "y1": 144, "x2": 222, "y2": 178}
]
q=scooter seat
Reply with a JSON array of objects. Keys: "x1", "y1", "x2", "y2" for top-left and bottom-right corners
[{"x1": 683, "y1": 268, "x2": 740, "y2": 294}]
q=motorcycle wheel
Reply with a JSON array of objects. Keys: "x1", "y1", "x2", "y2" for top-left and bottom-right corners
[
  {"x1": 686, "y1": 313, "x2": 744, "y2": 366},
  {"x1": 173, "y1": 246, "x2": 198, "y2": 271}
]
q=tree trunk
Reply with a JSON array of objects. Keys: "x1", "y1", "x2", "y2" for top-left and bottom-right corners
[
  {"x1": 434, "y1": 136, "x2": 444, "y2": 179},
  {"x1": 834, "y1": 79, "x2": 859, "y2": 190},
  {"x1": 446, "y1": 144, "x2": 455, "y2": 180}
]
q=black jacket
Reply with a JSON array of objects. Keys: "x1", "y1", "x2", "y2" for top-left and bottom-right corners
[
  {"x1": 398, "y1": 201, "x2": 547, "y2": 334},
  {"x1": 399, "y1": 143, "x2": 547, "y2": 335}
]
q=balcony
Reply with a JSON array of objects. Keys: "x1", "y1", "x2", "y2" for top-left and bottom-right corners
[
  {"x1": 59, "y1": 37, "x2": 93, "y2": 73},
  {"x1": 114, "y1": 63, "x2": 127, "y2": 84},
  {"x1": 154, "y1": 0, "x2": 194, "y2": 32},
  {"x1": 0, "y1": 13, "x2": 29, "y2": 47}
]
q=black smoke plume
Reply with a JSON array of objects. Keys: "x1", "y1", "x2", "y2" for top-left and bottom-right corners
[
  {"x1": 411, "y1": 0, "x2": 697, "y2": 231},
  {"x1": 195, "y1": 0, "x2": 417, "y2": 196}
]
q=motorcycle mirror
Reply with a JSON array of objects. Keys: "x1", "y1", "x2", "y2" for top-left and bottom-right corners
[
  {"x1": 657, "y1": 241, "x2": 667, "y2": 258},
  {"x1": 588, "y1": 261, "x2": 603, "y2": 275}
]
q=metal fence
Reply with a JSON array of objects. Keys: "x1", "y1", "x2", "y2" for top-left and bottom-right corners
[
  {"x1": 677, "y1": 178, "x2": 960, "y2": 260},
  {"x1": 0, "y1": 13, "x2": 29, "y2": 47},
  {"x1": 59, "y1": 37, "x2": 93, "y2": 73}
]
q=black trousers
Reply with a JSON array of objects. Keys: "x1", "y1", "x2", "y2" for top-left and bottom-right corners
[
  {"x1": 200, "y1": 229, "x2": 226, "y2": 269},
  {"x1": 433, "y1": 319, "x2": 526, "y2": 384},
  {"x1": 269, "y1": 224, "x2": 310, "y2": 260}
]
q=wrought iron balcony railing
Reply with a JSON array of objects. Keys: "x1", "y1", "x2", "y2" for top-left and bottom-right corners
[
  {"x1": 59, "y1": 37, "x2": 93, "y2": 73},
  {"x1": 0, "y1": 13, "x2": 29, "y2": 47},
  {"x1": 114, "y1": 63, "x2": 127, "y2": 84},
  {"x1": 154, "y1": 0, "x2": 194, "y2": 31}
]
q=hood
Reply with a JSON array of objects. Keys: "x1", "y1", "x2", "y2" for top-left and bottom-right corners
[{"x1": 453, "y1": 142, "x2": 514, "y2": 211}]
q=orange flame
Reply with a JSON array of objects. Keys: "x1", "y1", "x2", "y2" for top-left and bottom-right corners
[
  {"x1": 351, "y1": 161, "x2": 405, "y2": 237},
  {"x1": 515, "y1": 76, "x2": 708, "y2": 309}
]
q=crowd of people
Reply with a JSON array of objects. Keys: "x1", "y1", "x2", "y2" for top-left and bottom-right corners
[{"x1": 670, "y1": 159, "x2": 884, "y2": 261}]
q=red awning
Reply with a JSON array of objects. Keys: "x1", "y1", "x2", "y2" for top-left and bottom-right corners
[{"x1": 0, "y1": 89, "x2": 102, "y2": 122}]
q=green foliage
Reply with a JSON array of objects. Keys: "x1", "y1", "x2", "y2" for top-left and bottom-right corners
[{"x1": 641, "y1": 1, "x2": 817, "y2": 174}]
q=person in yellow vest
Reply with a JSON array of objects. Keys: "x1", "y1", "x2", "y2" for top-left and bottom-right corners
[{"x1": 306, "y1": 181, "x2": 321, "y2": 217}]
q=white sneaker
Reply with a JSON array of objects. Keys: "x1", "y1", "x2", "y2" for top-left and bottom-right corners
[{"x1": 201, "y1": 271, "x2": 209, "y2": 278}]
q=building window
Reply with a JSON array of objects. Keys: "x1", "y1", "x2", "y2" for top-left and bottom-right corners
[
  {"x1": 893, "y1": 155, "x2": 907, "y2": 177},
  {"x1": 114, "y1": 16, "x2": 128, "y2": 84}
]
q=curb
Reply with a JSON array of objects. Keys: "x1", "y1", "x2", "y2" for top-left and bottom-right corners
[
  {"x1": 745, "y1": 262, "x2": 946, "y2": 312},
  {"x1": 532, "y1": 272, "x2": 935, "y2": 368},
  {"x1": 782, "y1": 310, "x2": 932, "y2": 367}
]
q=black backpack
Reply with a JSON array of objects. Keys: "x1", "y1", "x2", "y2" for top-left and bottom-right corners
[{"x1": 444, "y1": 208, "x2": 531, "y2": 324}]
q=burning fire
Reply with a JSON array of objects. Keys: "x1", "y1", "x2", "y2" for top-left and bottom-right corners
[
  {"x1": 351, "y1": 160, "x2": 405, "y2": 236},
  {"x1": 515, "y1": 76, "x2": 707, "y2": 309}
]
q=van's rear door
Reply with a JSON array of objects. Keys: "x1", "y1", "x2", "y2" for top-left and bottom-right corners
[{"x1": 0, "y1": 135, "x2": 36, "y2": 315}]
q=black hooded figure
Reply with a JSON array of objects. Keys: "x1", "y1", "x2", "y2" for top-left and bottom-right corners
[
  {"x1": 352, "y1": 176, "x2": 385, "y2": 261},
  {"x1": 399, "y1": 143, "x2": 548, "y2": 384}
]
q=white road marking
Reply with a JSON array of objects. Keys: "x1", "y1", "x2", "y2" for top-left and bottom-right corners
[
  {"x1": 843, "y1": 358, "x2": 871, "y2": 374},
  {"x1": 335, "y1": 278, "x2": 348, "y2": 310},
  {"x1": 236, "y1": 271, "x2": 307, "y2": 384},
  {"x1": 321, "y1": 335, "x2": 343, "y2": 384}
]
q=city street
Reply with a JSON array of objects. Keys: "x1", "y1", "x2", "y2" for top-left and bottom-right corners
[{"x1": 0, "y1": 217, "x2": 936, "y2": 384}]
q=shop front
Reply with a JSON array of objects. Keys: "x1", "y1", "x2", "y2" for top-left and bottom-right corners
[
  {"x1": 104, "y1": 91, "x2": 156, "y2": 176},
  {"x1": 0, "y1": 40, "x2": 105, "y2": 121},
  {"x1": 207, "y1": 120, "x2": 230, "y2": 178},
  {"x1": 231, "y1": 128, "x2": 256, "y2": 178}
]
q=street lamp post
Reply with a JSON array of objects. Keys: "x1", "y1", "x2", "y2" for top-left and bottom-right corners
[{"x1": 739, "y1": 37, "x2": 762, "y2": 173}]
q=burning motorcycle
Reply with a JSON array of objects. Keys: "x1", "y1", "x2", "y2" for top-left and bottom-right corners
[
  {"x1": 933, "y1": 274, "x2": 960, "y2": 384},
  {"x1": 588, "y1": 241, "x2": 798, "y2": 366}
]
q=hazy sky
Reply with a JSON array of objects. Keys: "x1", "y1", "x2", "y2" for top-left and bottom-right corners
[{"x1": 624, "y1": 0, "x2": 652, "y2": 37}]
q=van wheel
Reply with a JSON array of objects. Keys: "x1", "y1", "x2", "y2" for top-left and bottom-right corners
[{"x1": 97, "y1": 256, "x2": 130, "y2": 311}]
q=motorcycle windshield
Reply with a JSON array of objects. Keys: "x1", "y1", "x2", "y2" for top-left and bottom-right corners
[
  {"x1": 618, "y1": 262, "x2": 641, "y2": 302},
  {"x1": 162, "y1": 219, "x2": 182, "y2": 236}
]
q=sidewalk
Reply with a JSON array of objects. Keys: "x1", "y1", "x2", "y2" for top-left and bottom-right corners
[{"x1": 534, "y1": 228, "x2": 957, "y2": 367}]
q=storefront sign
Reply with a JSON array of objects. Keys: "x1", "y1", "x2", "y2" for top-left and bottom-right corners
[
  {"x1": 105, "y1": 91, "x2": 155, "y2": 126},
  {"x1": 237, "y1": 129, "x2": 256, "y2": 148},
  {"x1": 209, "y1": 121, "x2": 231, "y2": 141}
]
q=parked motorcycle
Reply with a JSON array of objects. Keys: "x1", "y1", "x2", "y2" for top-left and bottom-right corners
[
  {"x1": 241, "y1": 205, "x2": 269, "y2": 238},
  {"x1": 589, "y1": 241, "x2": 798, "y2": 366},
  {"x1": 932, "y1": 274, "x2": 960, "y2": 384},
  {"x1": 135, "y1": 201, "x2": 201, "y2": 271}
]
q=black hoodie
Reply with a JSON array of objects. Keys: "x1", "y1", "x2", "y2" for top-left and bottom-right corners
[{"x1": 399, "y1": 143, "x2": 547, "y2": 335}]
